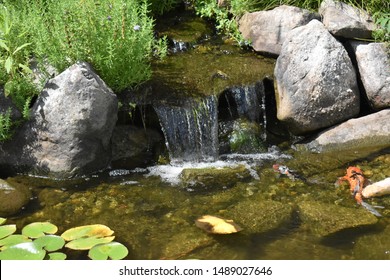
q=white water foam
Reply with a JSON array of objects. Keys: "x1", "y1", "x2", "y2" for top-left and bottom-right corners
[{"x1": 145, "y1": 146, "x2": 292, "y2": 185}]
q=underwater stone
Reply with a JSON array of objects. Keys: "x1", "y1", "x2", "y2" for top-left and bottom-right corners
[
  {"x1": 225, "y1": 198, "x2": 293, "y2": 235},
  {"x1": 180, "y1": 165, "x2": 252, "y2": 191},
  {"x1": 0, "y1": 179, "x2": 32, "y2": 217},
  {"x1": 298, "y1": 200, "x2": 378, "y2": 237}
]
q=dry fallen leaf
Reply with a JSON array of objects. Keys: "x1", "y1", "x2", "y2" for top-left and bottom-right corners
[{"x1": 195, "y1": 215, "x2": 242, "y2": 234}]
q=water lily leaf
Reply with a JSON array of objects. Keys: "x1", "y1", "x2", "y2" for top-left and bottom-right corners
[
  {"x1": 0, "y1": 242, "x2": 46, "y2": 260},
  {"x1": 0, "y1": 234, "x2": 31, "y2": 248},
  {"x1": 0, "y1": 218, "x2": 6, "y2": 225},
  {"x1": 48, "y1": 252, "x2": 67, "y2": 260},
  {"x1": 65, "y1": 236, "x2": 115, "y2": 250},
  {"x1": 61, "y1": 224, "x2": 114, "y2": 241},
  {"x1": 195, "y1": 215, "x2": 242, "y2": 234},
  {"x1": 0, "y1": 224, "x2": 17, "y2": 239},
  {"x1": 33, "y1": 235, "x2": 65, "y2": 252},
  {"x1": 22, "y1": 222, "x2": 58, "y2": 238},
  {"x1": 88, "y1": 242, "x2": 129, "y2": 260}
]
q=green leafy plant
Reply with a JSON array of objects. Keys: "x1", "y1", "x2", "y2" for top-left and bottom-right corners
[
  {"x1": 0, "y1": 4, "x2": 33, "y2": 96},
  {"x1": 0, "y1": 218, "x2": 129, "y2": 260},
  {"x1": 10, "y1": 0, "x2": 167, "y2": 93},
  {"x1": 0, "y1": 108, "x2": 12, "y2": 141}
]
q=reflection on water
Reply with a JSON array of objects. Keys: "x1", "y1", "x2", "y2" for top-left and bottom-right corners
[{"x1": 5, "y1": 146, "x2": 390, "y2": 260}]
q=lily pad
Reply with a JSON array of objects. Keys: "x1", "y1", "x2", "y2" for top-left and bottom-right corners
[
  {"x1": 0, "y1": 218, "x2": 6, "y2": 225},
  {"x1": 0, "y1": 242, "x2": 46, "y2": 260},
  {"x1": 195, "y1": 215, "x2": 242, "y2": 234},
  {"x1": 48, "y1": 252, "x2": 67, "y2": 260},
  {"x1": 22, "y1": 222, "x2": 58, "y2": 238},
  {"x1": 34, "y1": 235, "x2": 65, "y2": 252},
  {"x1": 0, "y1": 234, "x2": 31, "y2": 248},
  {"x1": 0, "y1": 224, "x2": 17, "y2": 239},
  {"x1": 88, "y1": 242, "x2": 129, "y2": 260},
  {"x1": 65, "y1": 236, "x2": 115, "y2": 250},
  {"x1": 61, "y1": 224, "x2": 114, "y2": 241}
]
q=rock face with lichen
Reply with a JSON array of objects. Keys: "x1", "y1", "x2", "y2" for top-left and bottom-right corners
[
  {"x1": 274, "y1": 20, "x2": 360, "y2": 135},
  {"x1": 0, "y1": 62, "x2": 118, "y2": 178},
  {"x1": 297, "y1": 109, "x2": 390, "y2": 152},
  {"x1": 238, "y1": 5, "x2": 319, "y2": 55},
  {"x1": 319, "y1": 0, "x2": 376, "y2": 39}
]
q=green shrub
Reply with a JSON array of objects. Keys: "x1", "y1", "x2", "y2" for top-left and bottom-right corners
[
  {"x1": 10, "y1": 0, "x2": 166, "y2": 93},
  {"x1": 0, "y1": 108, "x2": 11, "y2": 141}
]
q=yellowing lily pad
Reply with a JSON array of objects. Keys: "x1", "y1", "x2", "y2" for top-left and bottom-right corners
[
  {"x1": 33, "y1": 235, "x2": 65, "y2": 252},
  {"x1": 0, "y1": 224, "x2": 17, "y2": 239},
  {"x1": 0, "y1": 218, "x2": 6, "y2": 225},
  {"x1": 0, "y1": 242, "x2": 46, "y2": 260},
  {"x1": 22, "y1": 222, "x2": 58, "y2": 238},
  {"x1": 88, "y1": 242, "x2": 129, "y2": 260},
  {"x1": 195, "y1": 215, "x2": 242, "y2": 234},
  {"x1": 65, "y1": 236, "x2": 115, "y2": 250},
  {"x1": 61, "y1": 224, "x2": 114, "y2": 241},
  {"x1": 0, "y1": 234, "x2": 31, "y2": 248}
]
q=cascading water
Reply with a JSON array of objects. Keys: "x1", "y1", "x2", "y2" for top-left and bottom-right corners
[{"x1": 154, "y1": 95, "x2": 218, "y2": 163}]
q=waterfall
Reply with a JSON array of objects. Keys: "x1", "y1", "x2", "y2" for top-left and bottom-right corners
[{"x1": 154, "y1": 96, "x2": 218, "y2": 163}]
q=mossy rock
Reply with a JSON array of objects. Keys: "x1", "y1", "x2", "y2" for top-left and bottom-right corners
[
  {"x1": 354, "y1": 224, "x2": 390, "y2": 260},
  {"x1": 0, "y1": 179, "x2": 32, "y2": 217},
  {"x1": 225, "y1": 198, "x2": 294, "y2": 235},
  {"x1": 180, "y1": 165, "x2": 251, "y2": 191},
  {"x1": 298, "y1": 200, "x2": 378, "y2": 237}
]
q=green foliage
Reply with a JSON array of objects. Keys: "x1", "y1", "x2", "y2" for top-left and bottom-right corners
[
  {"x1": 0, "y1": 108, "x2": 12, "y2": 141},
  {"x1": 0, "y1": 218, "x2": 129, "y2": 260},
  {"x1": 148, "y1": 0, "x2": 181, "y2": 15},
  {"x1": 373, "y1": 12, "x2": 390, "y2": 42},
  {"x1": 10, "y1": 0, "x2": 166, "y2": 93}
]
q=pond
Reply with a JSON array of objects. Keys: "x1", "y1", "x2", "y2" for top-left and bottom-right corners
[{"x1": 4, "y1": 145, "x2": 390, "y2": 260}]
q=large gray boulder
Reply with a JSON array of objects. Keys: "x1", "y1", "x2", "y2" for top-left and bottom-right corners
[
  {"x1": 319, "y1": 0, "x2": 377, "y2": 39},
  {"x1": 238, "y1": 5, "x2": 319, "y2": 55},
  {"x1": 350, "y1": 42, "x2": 390, "y2": 110},
  {"x1": 274, "y1": 19, "x2": 360, "y2": 135},
  {"x1": 0, "y1": 62, "x2": 118, "y2": 178},
  {"x1": 297, "y1": 109, "x2": 390, "y2": 152}
]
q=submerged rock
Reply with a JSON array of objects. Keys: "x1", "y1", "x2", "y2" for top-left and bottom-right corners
[
  {"x1": 0, "y1": 179, "x2": 32, "y2": 217},
  {"x1": 0, "y1": 62, "x2": 118, "y2": 178},
  {"x1": 275, "y1": 19, "x2": 360, "y2": 135},
  {"x1": 319, "y1": 0, "x2": 376, "y2": 39},
  {"x1": 225, "y1": 198, "x2": 293, "y2": 235},
  {"x1": 297, "y1": 109, "x2": 390, "y2": 152},
  {"x1": 238, "y1": 5, "x2": 319, "y2": 55},
  {"x1": 298, "y1": 200, "x2": 378, "y2": 237},
  {"x1": 180, "y1": 165, "x2": 252, "y2": 191}
]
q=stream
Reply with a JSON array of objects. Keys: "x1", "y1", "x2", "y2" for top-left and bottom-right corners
[{"x1": 3, "y1": 10, "x2": 390, "y2": 260}]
